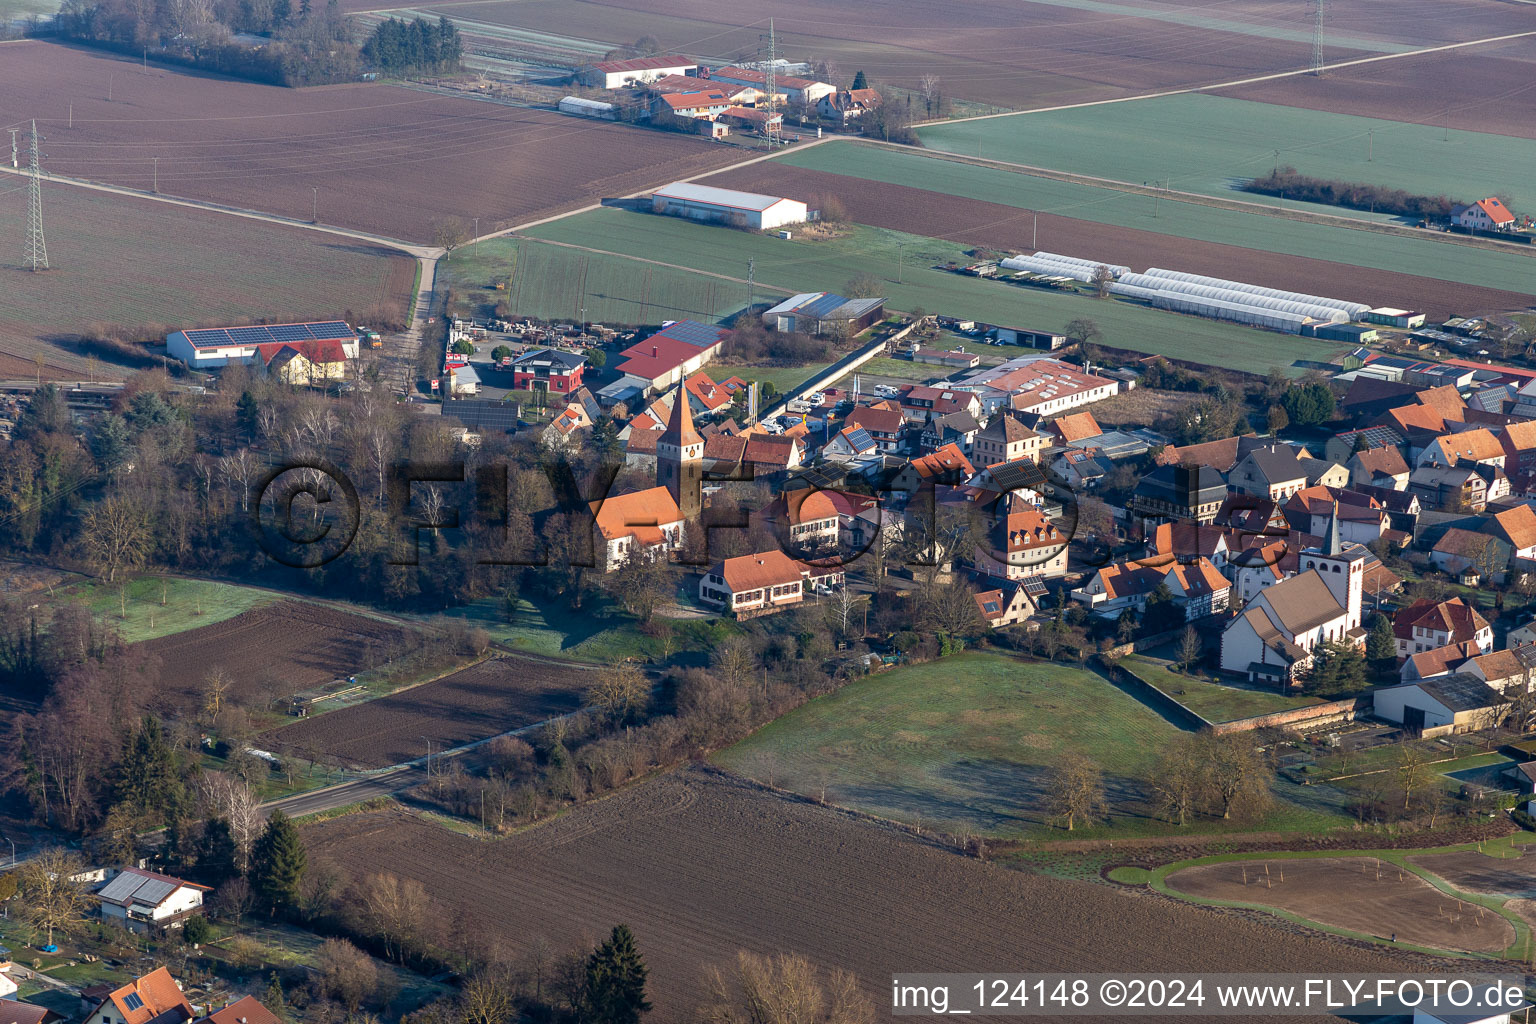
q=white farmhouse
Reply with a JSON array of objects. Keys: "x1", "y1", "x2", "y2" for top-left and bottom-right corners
[{"x1": 96, "y1": 868, "x2": 210, "y2": 933}]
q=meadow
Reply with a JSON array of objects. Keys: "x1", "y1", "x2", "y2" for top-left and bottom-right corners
[
  {"x1": 522, "y1": 207, "x2": 1366, "y2": 375},
  {"x1": 1120, "y1": 654, "x2": 1323, "y2": 724},
  {"x1": 917, "y1": 94, "x2": 1536, "y2": 216},
  {"x1": 714, "y1": 652, "x2": 1352, "y2": 839},
  {"x1": 62, "y1": 576, "x2": 275, "y2": 643},
  {"x1": 777, "y1": 143, "x2": 1536, "y2": 298}
]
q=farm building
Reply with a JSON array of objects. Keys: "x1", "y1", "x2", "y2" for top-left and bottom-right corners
[
  {"x1": 1372, "y1": 674, "x2": 1508, "y2": 734},
  {"x1": 651, "y1": 182, "x2": 808, "y2": 231},
  {"x1": 96, "y1": 868, "x2": 209, "y2": 933},
  {"x1": 557, "y1": 96, "x2": 618, "y2": 120},
  {"x1": 1363, "y1": 307, "x2": 1427, "y2": 329},
  {"x1": 580, "y1": 56, "x2": 698, "y2": 89},
  {"x1": 911, "y1": 346, "x2": 980, "y2": 370},
  {"x1": 706, "y1": 67, "x2": 835, "y2": 106},
  {"x1": 817, "y1": 88, "x2": 882, "y2": 120},
  {"x1": 761, "y1": 292, "x2": 885, "y2": 335},
  {"x1": 1451, "y1": 197, "x2": 1515, "y2": 232},
  {"x1": 166, "y1": 320, "x2": 358, "y2": 371},
  {"x1": 613, "y1": 319, "x2": 730, "y2": 394},
  {"x1": 654, "y1": 90, "x2": 732, "y2": 119}
]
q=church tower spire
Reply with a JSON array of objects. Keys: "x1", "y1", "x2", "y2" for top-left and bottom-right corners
[{"x1": 657, "y1": 384, "x2": 703, "y2": 520}]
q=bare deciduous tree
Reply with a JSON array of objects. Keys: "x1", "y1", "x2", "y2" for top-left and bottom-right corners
[
  {"x1": 204, "y1": 667, "x2": 232, "y2": 725},
  {"x1": 1045, "y1": 753, "x2": 1107, "y2": 831},
  {"x1": 700, "y1": 950, "x2": 874, "y2": 1024},
  {"x1": 585, "y1": 661, "x2": 650, "y2": 723},
  {"x1": 1151, "y1": 735, "x2": 1203, "y2": 826},
  {"x1": 17, "y1": 849, "x2": 91, "y2": 946},
  {"x1": 80, "y1": 495, "x2": 152, "y2": 582},
  {"x1": 354, "y1": 871, "x2": 427, "y2": 964},
  {"x1": 1177, "y1": 626, "x2": 1202, "y2": 672},
  {"x1": 1201, "y1": 733, "x2": 1273, "y2": 820},
  {"x1": 198, "y1": 771, "x2": 262, "y2": 869}
]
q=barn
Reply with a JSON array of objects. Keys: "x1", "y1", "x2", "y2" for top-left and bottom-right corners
[
  {"x1": 579, "y1": 56, "x2": 698, "y2": 89},
  {"x1": 1372, "y1": 674, "x2": 1508, "y2": 735},
  {"x1": 166, "y1": 321, "x2": 358, "y2": 371},
  {"x1": 761, "y1": 292, "x2": 885, "y2": 335},
  {"x1": 651, "y1": 182, "x2": 808, "y2": 231}
]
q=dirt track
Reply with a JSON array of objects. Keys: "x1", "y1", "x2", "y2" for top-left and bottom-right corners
[
  {"x1": 705, "y1": 162, "x2": 1535, "y2": 320},
  {"x1": 264, "y1": 656, "x2": 586, "y2": 767},
  {"x1": 136, "y1": 601, "x2": 417, "y2": 715},
  {"x1": 305, "y1": 767, "x2": 1437, "y2": 1022},
  {"x1": 1167, "y1": 857, "x2": 1514, "y2": 954}
]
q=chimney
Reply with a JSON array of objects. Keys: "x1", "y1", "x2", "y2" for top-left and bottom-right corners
[{"x1": 652, "y1": 345, "x2": 658, "y2": 357}]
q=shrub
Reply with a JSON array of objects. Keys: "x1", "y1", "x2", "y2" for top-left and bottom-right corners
[
  {"x1": 182, "y1": 915, "x2": 212, "y2": 944},
  {"x1": 1512, "y1": 808, "x2": 1536, "y2": 832}
]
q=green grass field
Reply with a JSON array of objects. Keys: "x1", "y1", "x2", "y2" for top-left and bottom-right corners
[
  {"x1": 1121, "y1": 654, "x2": 1322, "y2": 723},
  {"x1": 781, "y1": 143, "x2": 1536, "y2": 295},
  {"x1": 522, "y1": 209, "x2": 1348, "y2": 375},
  {"x1": 64, "y1": 576, "x2": 273, "y2": 643},
  {"x1": 714, "y1": 652, "x2": 1352, "y2": 839},
  {"x1": 917, "y1": 95, "x2": 1536, "y2": 219},
  {"x1": 709, "y1": 364, "x2": 823, "y2": 394},
  {"x1": 439, "y1": 235, "x2": 788, "y2": 328}
]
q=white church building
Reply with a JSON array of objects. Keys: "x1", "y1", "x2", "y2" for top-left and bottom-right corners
[{"x1": 1220, "y1": 510, "x2": 1368, "y2": 686}]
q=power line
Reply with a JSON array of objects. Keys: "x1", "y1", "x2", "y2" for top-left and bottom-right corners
[
  {"x1": 24, "y1": 121, "x2": 49, "y2": 272},
  {"x1": 762, "y1": 18, "x2": 780, "y2": 149},
  {"x1": 1311, "y1": 0, "x2": 1326, "y2": 77}
]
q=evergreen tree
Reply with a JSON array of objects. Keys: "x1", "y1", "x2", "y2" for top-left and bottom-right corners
[
  {"x1": 580, "y1": 925, "x2": 651, "y2": 1024},
  {"x1": 90, "y1": 415, "x2": 134, "y2": 473},
  {"x1": 194, "y1": 817, "x2": 240, "y2": 887},
  {"x1": 237, "y1": 391, "x2": 261, "y2": 440},
  {"x1": 1366, "y1": 612, "x2": 1397, "y2": 681},
  {"x1": 851, "y1": 70, "x2": 868, "y2": 90},
  {"x1": 249, "y1": 810, "x2": 307, "y2": 916},
  {"x1": 113, "y1": 716, "x2": 184, "y2": 821},
  {"x1": 263, "y1": 973, "x2": 292, "y2": 1024}
]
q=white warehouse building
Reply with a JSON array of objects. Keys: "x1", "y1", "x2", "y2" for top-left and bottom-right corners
[
  {"x1": 651, "y1": 182, "x2": 808, "y2": 231},
  {"x1": 165, "y1": 320, "x2": 360, "y2": 370}
]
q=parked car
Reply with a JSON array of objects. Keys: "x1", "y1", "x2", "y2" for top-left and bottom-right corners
[{"x1": 805, "y1": 392, "x2": 826, "y2": 407}]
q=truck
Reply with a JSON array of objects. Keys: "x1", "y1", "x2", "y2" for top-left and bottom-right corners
[{"x1": 358, "y1": 327, "x2": 382, "y2": 349}]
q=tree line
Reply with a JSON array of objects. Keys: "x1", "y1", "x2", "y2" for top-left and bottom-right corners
[
  {"x1": 1243, "y1": 167, "x2": 1461, "y2": 221},
  {"x1": 360, "y1": 16, "x2": 462, "y2": 74}
]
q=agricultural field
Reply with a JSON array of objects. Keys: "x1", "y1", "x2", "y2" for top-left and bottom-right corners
[
  {"x1": 0, "y1": 181, "x2": 414, "y2": 379},
  {"x1": 916, "y1": 94, "x2": 1536, "y2": 216},
  {"x1": 522, "y1": 206, "x2": 1387, "y2": 375},
  {"x1": 708, "y1": 147, "x2": 1536, "y2": 318},
  {"x1": 1163, "y1": 846, "x2": 1534, "y2": 956},
  {"x1": 0, "y1": 42, "x2": 741, "y2": 244},
  {"x1": 713, "y1": 652, "x2": 1349, "y2": 839},
  {"x1": 1120, "y1": 654, "x2": 1324, "y2": 724},
  {"x1": 303, "y1": 766, "x2": 1418, "y2": 1018},
  {"x1": 1215, "y1": 36, "x2": 1536, "y2": 141},
  {"x1": 134, "y1": 601, "x2": 419, "y2": 716},
  {"x1": 439, "y1": 236, "x2": 784, "y2": 327},
  {"x1": 264, "y1": 655, "x2": 589, "y2": 768}
]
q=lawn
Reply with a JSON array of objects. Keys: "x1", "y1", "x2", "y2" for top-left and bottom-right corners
[
  {"x1": 779, "y1": 143, "x2": 1536, "y2": 296},
  {"x1": 1121, "y1": 654, "x2": 1323, "y2": 723},
  {"x1": 708, "y1": 364, "x2": 823, "y2": 394},
  {"x1": 714, "y1": 651, "x2": 1351, "y2": 839},
  {"x1": 64, "y1": 576, "x2": 274, "y2": 643},
  {"x1": 438, "y1": 235, "x2": 789, "y2": 328},
  {"x1": 849, "y1": 356, "x2": 947, "y2": 383},
  {"x1": 522, "y1": 209, "x2": 1348, "y2": 376},
  {"x1": 917, "y1": 94, "x2": 1536, "y2": 220}
]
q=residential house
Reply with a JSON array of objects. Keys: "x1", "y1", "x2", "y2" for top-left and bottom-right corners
[
  {"x1": 1430, "y1": 527, "x2": 1507, "y2": 583},
  {"x1": 654, "y1": 89, "x2": 733, "y2": 119},
  {"x1": 589, "y1": 486, "x2": 685, "y2": 571},
  {"x1": 1494, "y1": 503, "x2": 1536, "y2": 571},
  {"x1": 511, "y1": 348, "x2": 585, "y2": 395},
  {"x1": 1399, "y1": 640, "x2": 1481, "y2": 683},
  {"x1": 917, "y1": 411, "x2": 981, "y2": 455},
  {"x1": 900, "y1": 386, "x2": 982, "y2": 422},
  {"x1": 1146, "y1": 521, "x2": 1231, "y2": 573},
  {"x1": 823, "y1": 425, "x2": 879, "y2": 462},
  {"x1": 624, "y1": 426, "x2": 664, "y2": 469},
  {"x1": 1392, "y1": 597, "x2": 1493, "y2": 659},
  {"x1": 1325, "y1": 426, "x2": 1405, "y2": 464},
  {"x1": 540, "y1": 400, "x2": 592, "y2": 451},
  {"x1": 82, "y1": 968, "x2": 194, "y2": 1024},
  {"x1": 1372, "y1": 674, "x2": 1508, "y2": 734},
  {"x1": 970, "y1": 413, "x2": 1046, "y2": 466},
  {"x1": 1450, "y1": 196, "x2": 1516, "y2": 232},
  {"x1": 1408, "y1": 464, "x2": 1487, "y2": 511},
  {"x1": 698, "y1": 550, "x2": 843, "y2": 618},
  {"x1": 1, "y1": 1003, "x2": 62, "y2": 1024},
  {"x1": 1129, "y1": 464, "x2": 1228, "y2": 527},
  {"x1": 1231, "y1": 445, "x2": 1310, "y2": 500},
  {"x1": 844, "y1": 402, "x2": 905, "y2": 453},
  {"x1": 682, "y1": 371, "x2": 748, "y2": 419},
  {"x1": 1051, "y1": 448, "x2": 1108, "y2": 490},
  {"x1": 890, "y1": 444, "x2": 975, "y2": 493},
  {"x1": 96, "y1": 868, "x2": 209, "y2": 933},
  {"x1": 706, "y1": 66, "x2": 836, "y2": 106},
  {"x1": 1347, "y1": 444, "x2": 1411, "y2": 490},
  {"x1": 1153, "y1": 435, "x2": 1252, "y2": 474},
  {"x1": 1071, "y1": 555, "x2": 1230, "y2": 620},
  {"x1": 1417, "y1": 428, "x2": 1506, "y2": 469},
  {"x1": 1464, "y1": 646, "x2": 1536, "y2": 695},
  {"x1": 1499, "y1": 419, "x2": 1536, "y2": 487},
  {"x1": 974, "y1": 584, "x2": 1036, "y2": 628},
  {"x1": 816, "y1": 87, "x2": 882, "y2": 120},
  {"x1": 971, "y1": 503, "x2": 1068, "y2": 581},
  {"x1": 1299, "y1": 457, "x2": 1350, "y2": 488},
  {"x1": 1047, "y1": 410, "x2": 1103, "y2": 445},
  {"x1": 1281, "y1": 488, "x2": 1387, "y2": 546},
  {"x1": 198, "y1": 998, "x2": 281, "y2": 1024}
]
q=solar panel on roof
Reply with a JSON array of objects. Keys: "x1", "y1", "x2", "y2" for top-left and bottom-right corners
[
  {"x1": 131, "y1": 878, "x2": 176, "y2": 905},
  {"x1": 97, "y1": 873, "x2": 143, "y2": 902},
  {"x1": 123, "y1": 993, "x2": 144, "y2": 1011},
  {"x1": 309, "y1": 321, "x2": 353, "y2": 338},
  {"x1": 228, "y1": 326, "x2": 270, "y2": 344}
]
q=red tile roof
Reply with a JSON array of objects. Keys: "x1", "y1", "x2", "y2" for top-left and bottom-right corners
[
  {"x1": 715, "y1": 549, "x2": 805, "y2": 592},
  {"x1": 909, "y1": 443, "x2": 974, "y2": 480},
  {"x1": 590, "y1": 486, "x2": 683, "y2": 542},
  {"x1": 1050, "y1": 411, "x2": 1103, "y2": 443},
  {"x1": 197, "y1": 998, "x2": 280, "y2": 1024},
  {"x1": 96, "y1": 968, "x2": 193, "y2": 1024},
  {"x1": 1393, "y1": 597, "x2": 1490, "y2": 645}
]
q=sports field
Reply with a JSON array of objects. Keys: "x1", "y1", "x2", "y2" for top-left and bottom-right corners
[
  {"x1": 713, "y1": 652, "x2": 1350, "y2": 839},
  {"x1": 776, "y1": 144, "x2": 1536, "y2": 298},
  {"x1": 917, "y1": 94, "x2": 1536, "y2": 216},
  {"x1": 439, "y1": 236, "x2": 782, "y2": 327},
  {"x1": 521, "y1": 209, "x2": 1350, "y2": 375}
]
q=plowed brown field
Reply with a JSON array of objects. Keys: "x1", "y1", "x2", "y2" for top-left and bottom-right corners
[
  {"x1": 136, "y1": 602, "x2": 416, "y2": 715},
  {"x1": 1167, "y1": 857, "x2": 1513, "y2": 954},
  {"x1": 265, "y1": 656, "x2": 587, "y2": 767},
  {"x1": 1410, "y1": 848, "x2": 1536, "y2": 899},
  {"x1": 1216, "y1": 38, "x2": 1536, "y2": 141},
  {"x1": 0, "y1": 42, "x2": 740, "y2": 243},
  {"x1": 305, "y1": 767, "x2": 1427, "y2": 1022},
  {"x1": 704, "y1": 162, "x2": 1534, "y2": 319}
]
